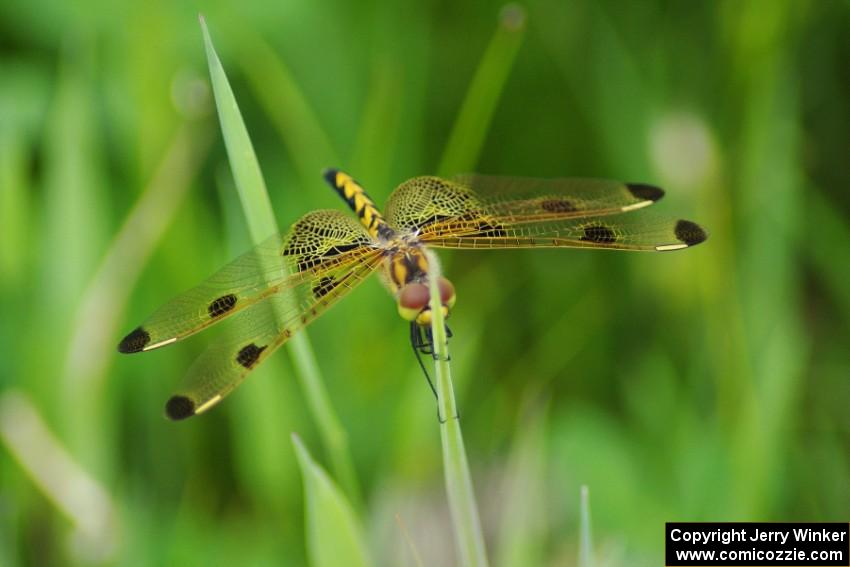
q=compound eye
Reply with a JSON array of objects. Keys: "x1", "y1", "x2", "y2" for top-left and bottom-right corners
[
  {"x1": 399, "y1": 283, "x2": 430, "y2": 310},
  {"x1": 398, "y1": 283, "x2": 430, "y2": 321},
  {"x1": 437, "y1": 277, "x2": 456, "y2": 308}
]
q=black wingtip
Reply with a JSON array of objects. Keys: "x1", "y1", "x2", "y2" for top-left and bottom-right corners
[
  {"x1": 626, "y1": 183, "x2": 664, "y2": 203},
  {"x1": 118, "y1": 327, "x2": 150, "y2": 353},
  {"x1": 165, "y1": 396, "x2": 196, "y2": 420},
  {"x1": 674, "y1": 219, "x2": 708, "y2": 246},
  {"x1": 322, "y1": 168, "x2": 339, "y2": 187}
]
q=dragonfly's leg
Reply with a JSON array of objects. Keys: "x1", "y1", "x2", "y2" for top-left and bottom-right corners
[
  {"x1": 410, "y1": 322, "x2": 440, "y2": 400},
  {"x1": 442, "y1": 325, "x2": 459, "y2": 420},
  {"x1": 415, "y1": 323, "x2": 434, "y2": 356},
  {"x1": 424, "y1": 326, "x2": 452, "y2": 362},
  {"x1": 410, "y1": 322, "x2": 429, "y2": 356},
  {"x1": 409, "y1": 322, "x2": 456, "y2": 422}
]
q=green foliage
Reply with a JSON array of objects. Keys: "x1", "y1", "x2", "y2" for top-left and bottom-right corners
[
  {"x1": 292, "y1": 434, "x2": 371, "y2": 567},
  {"x1": 1, "y1": 0, "x2": 848, "y2": 566}
]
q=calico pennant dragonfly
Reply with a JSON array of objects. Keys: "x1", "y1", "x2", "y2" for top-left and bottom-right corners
[{"x1": 118, "y1": 169, "x2": 707, "y2": 420}]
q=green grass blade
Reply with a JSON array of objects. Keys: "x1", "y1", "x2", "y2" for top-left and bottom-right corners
[
  {"x1": 237, "y1": 35, "x2": 339, "y2": 190},
  {"x1": 495, "y1": 401, "x2": 547, "y2": 567},
  {"x1": 0, "y1": 129, "x2": 29, "y2": 290},
  {"x1": 426, "y1": 252, "x2": 489, "y2": 567},
  {"x1": 200, "y1": 16, "x2": 362, "y2": 505},
  {"x1": 0, "y1": 390, "x2": 119, "y2": 560},
  {"x1": 201, "y1": 17, "x2": 276, "y2": 242},
  {"x1": 62, "y1": 123, "x2": 211, "y2": 477},
  {"x1": 351, "y1": 58, "x2": 404, "y2": 191},
  {"x1": 578, "y1": 486, "x2": 595, "y2": 567},
  {"x1": 292, "y1": 434, "x2": 372, "y2": 567},
  {"x1": 807, "y1": 189, "x2": 850, "y2": 315},
  {"x1": 438, "y1": 4, "x2": 526, "y2": 176},
  {"x1": 216, "y1": 170, "x2": 300, "y2": 521},
  {"x1": 40, "y1": 38, "x2": 109, "y2": 318}
]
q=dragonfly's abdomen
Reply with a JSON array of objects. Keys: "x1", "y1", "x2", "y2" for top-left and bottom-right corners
[{"x1": 324, "y1": 169, "x2": 394, "y2": 240}]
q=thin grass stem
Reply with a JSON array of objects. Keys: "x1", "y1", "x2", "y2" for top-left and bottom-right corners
[
  {"x1": 200, "y1": 16, "x2": 361, "y2": 507},
  {"x1": 438, "y1": 4, "x2": 526, "y2": 176},
  {"x1": 426, "y1": 251, "x2": 488, "y2": 567},
  {"x1": 578, "y1": 485, "x2": 595, "y2": 567}
]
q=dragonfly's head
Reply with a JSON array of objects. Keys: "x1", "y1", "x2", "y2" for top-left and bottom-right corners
[{"x1": 397, "y1": 277, "x2": 456, "y2": 326}]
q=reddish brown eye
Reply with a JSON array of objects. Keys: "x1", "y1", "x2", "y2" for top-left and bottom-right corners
[
  {"x1": 399, "y1": 283, "x2": 430, "y2": 310},
  {"x1": 437, "y1": 277, "x2": 456, "y2": 307}
]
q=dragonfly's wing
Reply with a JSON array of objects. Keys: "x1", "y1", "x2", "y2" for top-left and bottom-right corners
[
  {"x1": 384, "y1": 175, "x2": 706, "y2": 251},
  {"x1": 420, "y1": 213, "x2": 707, "y2": 251},
  {"x1": 118, "y1": 210, "x2": 376, "y2": 353},
  {"x1": 385, "y1": 175, "x2": 665, "y2": 231},
  {"x1": 163, "y1": 249, "x2": 384, "y2": 420}
]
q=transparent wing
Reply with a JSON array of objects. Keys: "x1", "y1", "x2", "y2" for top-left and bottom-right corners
[
  {"x1": 163, "y1": 250, "x2": 385, "y2": 420},
  {"x1": 118, "y1": 210, "x2": 376, "y2": 353},
  {"x1": 384, "y1": 175, "x2": 666, "y2": 232},
  {"x1": 420, "y1": 213, "x2": 708, "y2": 251},
  {"x1": 384, "y1": 175, "x2": 706, "y2": 251}
]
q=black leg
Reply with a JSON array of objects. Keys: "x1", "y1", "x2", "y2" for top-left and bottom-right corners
[
  {"x1": 420, "y1": 325, "x2": 451, "y2": 362},
  {"x1": 410, "y1": 322, "x2": 439, "y2": 401},
  {"x1": 409, "y1": 321, "x2": 457, "y2": 423}
]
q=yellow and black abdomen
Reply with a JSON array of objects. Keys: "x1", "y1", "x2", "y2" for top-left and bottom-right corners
[{"x1": 324, "y1": 169, "x2": 394, "y2": 241}]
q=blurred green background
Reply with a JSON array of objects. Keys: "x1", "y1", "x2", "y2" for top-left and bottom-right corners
[{"x1": 1, "y1": 0, "x2": 848, "y2": 565}]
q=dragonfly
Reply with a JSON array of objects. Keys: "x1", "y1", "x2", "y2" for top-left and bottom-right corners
[{"x1": 118, "y1": 169, "x2": 707, "y2": 420}]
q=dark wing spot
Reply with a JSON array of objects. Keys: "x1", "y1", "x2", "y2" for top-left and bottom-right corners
[
  {"x1": 165, "y1": 396, "x2": 195, "y2": 420},
  {"x1": 312, "y1": 276, "x2": 338, "y2": 298},
  {"x1": 625, "y1": 183, "x2": 664, "y2": 202},
  {"x1": 581, "y1": 223, "x2": 617, "y2": 243},
  {"x1": 674, "y1": 220, "x2": 708, "y2": 246},
  {"x1": 118, "y1": 327, "x2": 150, "y2": 353},
  {"x1": 208, "y1": 294, "x2": 238, "y2": 318},
  {"x1": 541, "y1": 198, "x2": 577, "y2": 213},
  {"x1": 236, "y1": 343, "x2": 267, "y2": 369}
]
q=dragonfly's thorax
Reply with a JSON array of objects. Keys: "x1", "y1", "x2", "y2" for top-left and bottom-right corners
[
  {"x1": 385, "y1": 243, "x2": 430, "y2": 290},
  {"x1": 381, "y1": 243, "x2": 457, "y2": 326}
]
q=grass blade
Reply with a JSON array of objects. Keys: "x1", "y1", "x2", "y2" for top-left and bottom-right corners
[
  {"x1": 0, "y1": 129, "x2": 29, "y2": 290},
  {"x1": 292, "y1": 434, "x2": 372, "y2": 567},
  {"x1": 438, "y1": 4, "x2": 526, "y2": 176},
  {"x1": 200, "y1": 16, "x2": 362, "y2": 505},
  {"x1": 63, "y1": 123, "x2": 210, "y2": 475},
  {"x1": 238, "y1": 35, "x2": 339, "y2": 191},
  {"x1": 0, "y1": 390, "x2": 118, "y2": 561},
  {"x1": 495, "y1": 400, "x2": 547, "y2": 567},
  {"x1": 201, "y1": 17, "x2": 276, "y2": 242},
  {"x1": 394, "y1": 513, "x2": 425, "y2": 567},
  {"x1": 426, "y1": 252, "x2": 489, "y2": 567},
  {"x1": 578, "y1": 485, "x2": 595, "y2": 567},
  {"x1": 807, "y1": 189, "x2": 850, "y2": 315}
]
